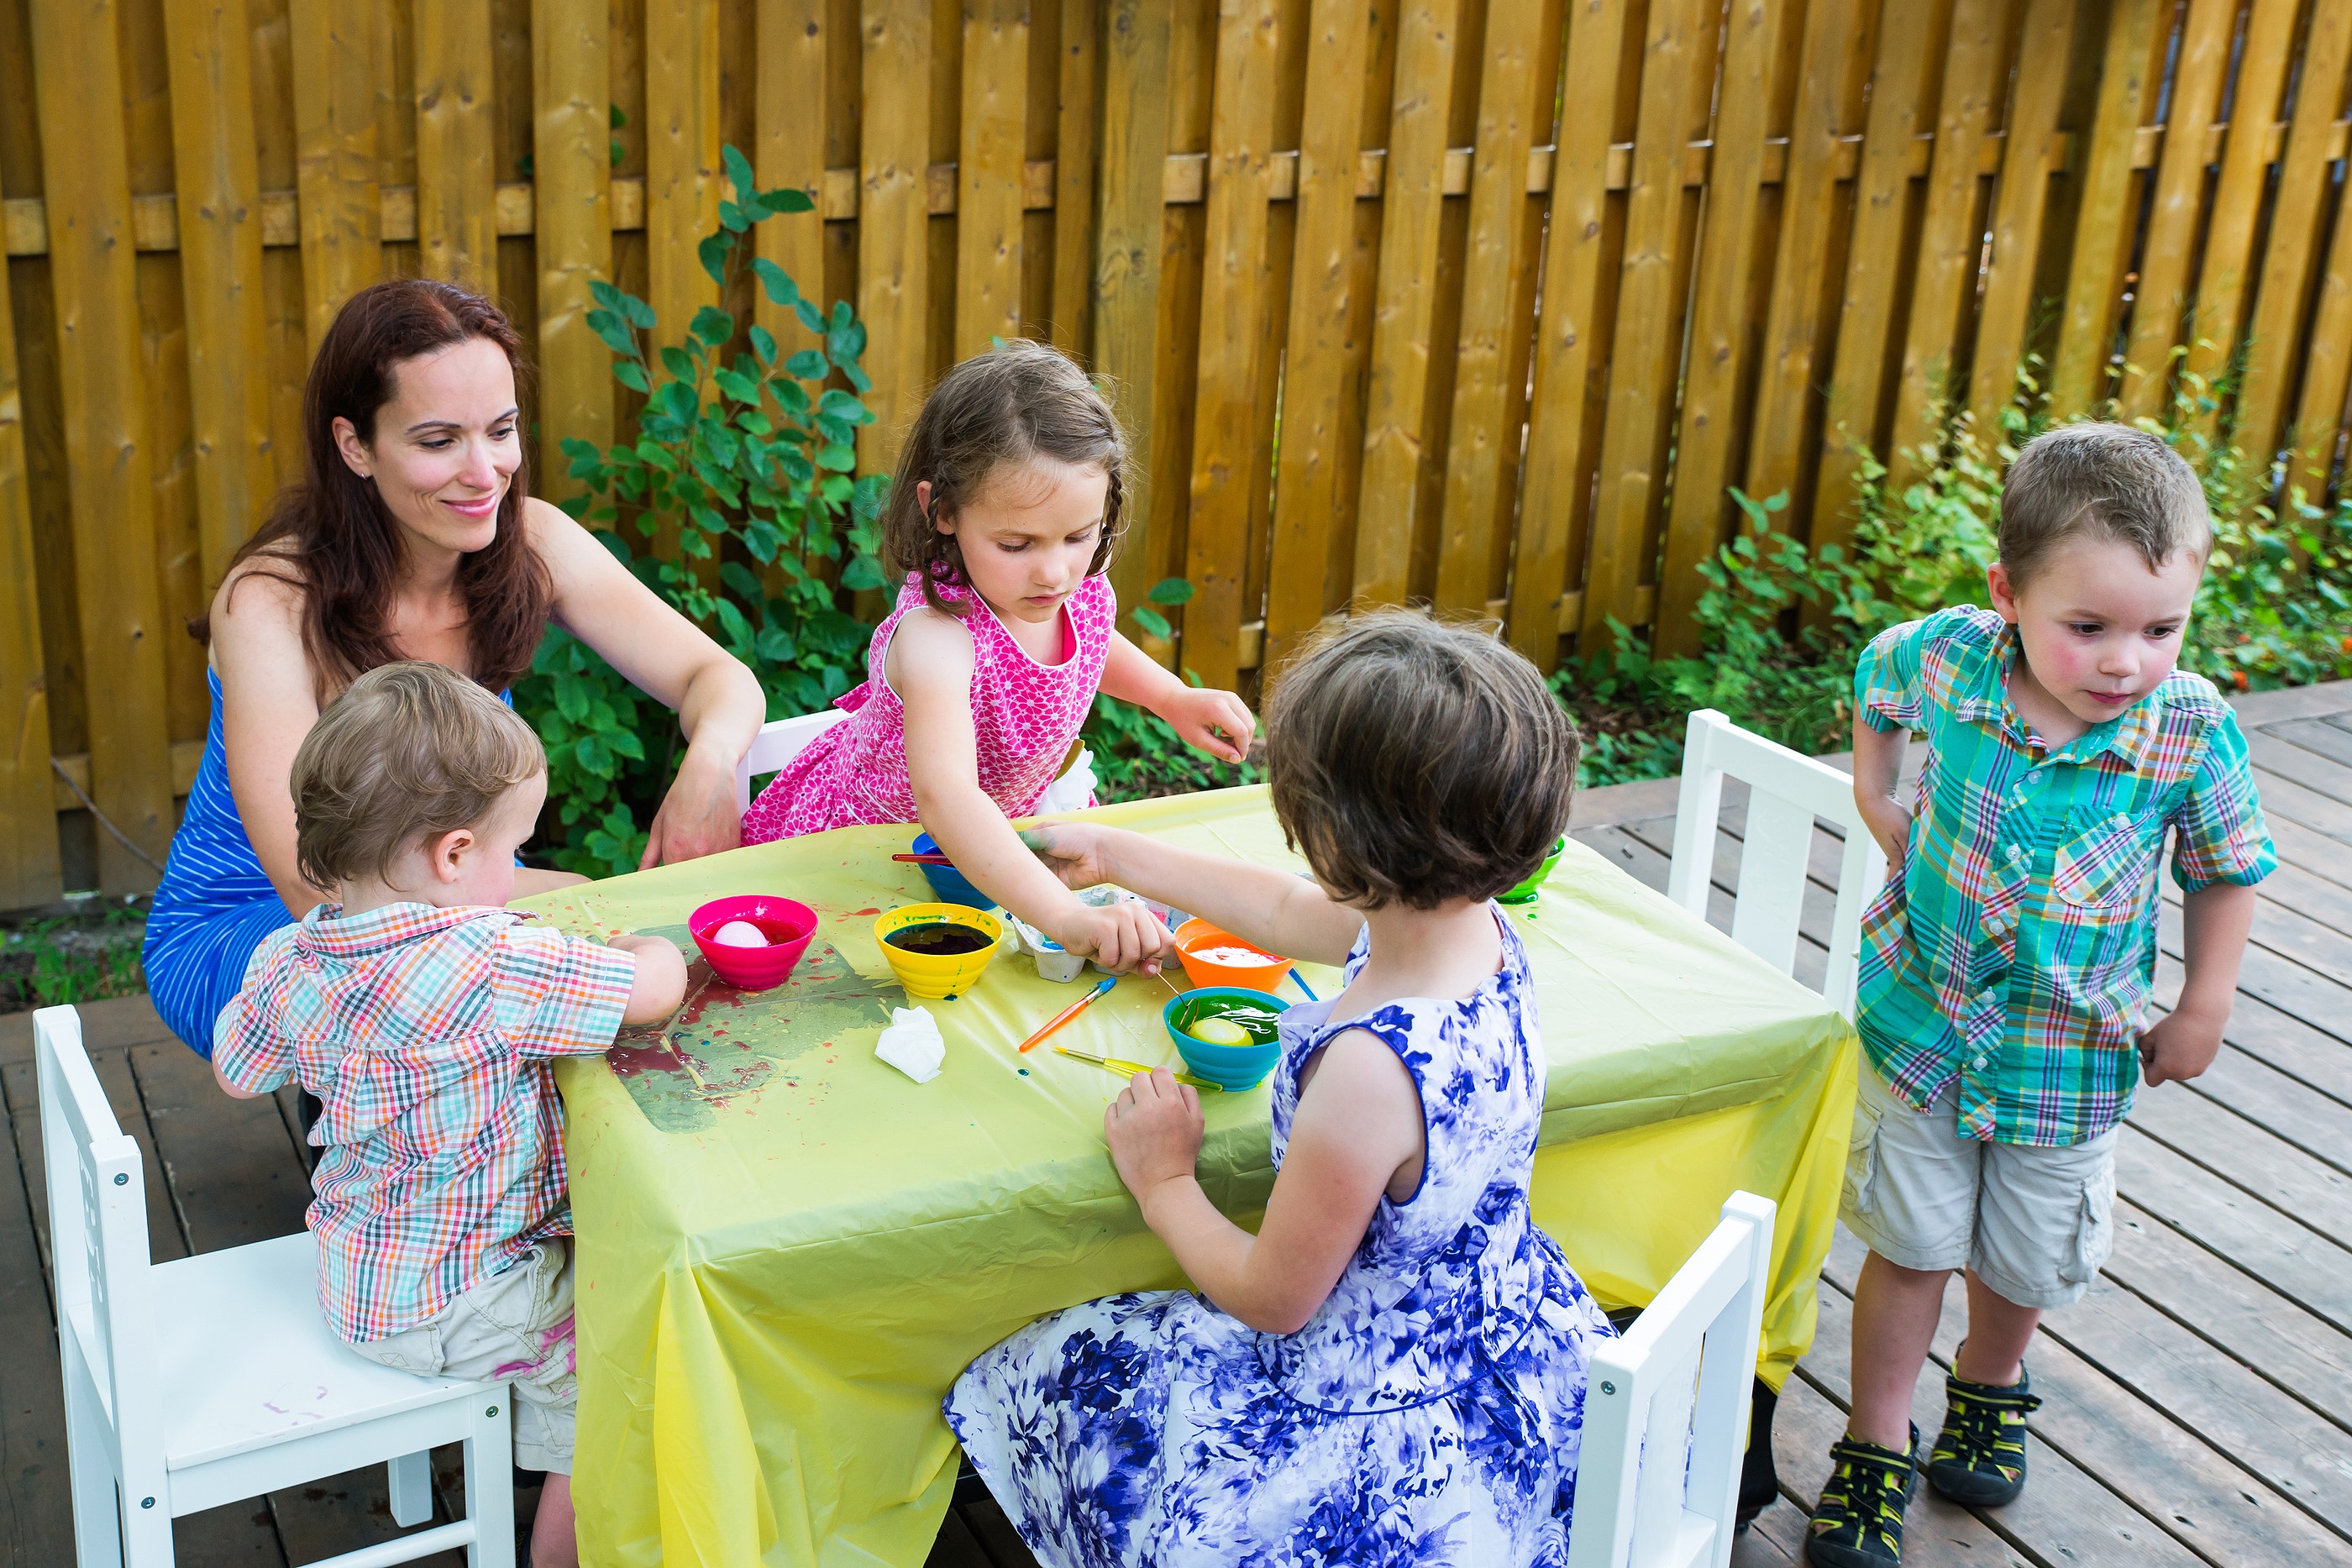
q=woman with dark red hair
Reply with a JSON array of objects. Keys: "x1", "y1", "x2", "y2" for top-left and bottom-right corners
[{"x1": 144, "y1": 278, "x2": 764, "y2": 1058}]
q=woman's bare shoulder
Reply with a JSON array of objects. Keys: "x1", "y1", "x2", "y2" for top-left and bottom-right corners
[{"x1": 211, "y1": 549, "x2": 307, "y2": 631}]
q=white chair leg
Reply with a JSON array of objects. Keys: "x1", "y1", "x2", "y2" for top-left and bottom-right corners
[
  {"x1": 389, "y1": 1449, "x2": 434, "y2": 1528},
  {"x1": 463, "y1": 1390, "x2": 517, "y2": 1568},
  {"x1": 63, "y1": 1340, "x2": 129, "y2": 1568}
]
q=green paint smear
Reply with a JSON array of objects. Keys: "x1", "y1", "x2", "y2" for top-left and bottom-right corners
[{"x1": 608, "y1": 937, "x2": 902, "y2": 1133}]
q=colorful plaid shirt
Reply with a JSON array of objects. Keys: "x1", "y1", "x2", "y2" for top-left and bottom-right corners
[
  {"x1": 1854, "y1": 606, "x2": 2274, "y2": 1146},
  {"x1": 213, "y1": 902, "x2": 636, "y2": 1341}
]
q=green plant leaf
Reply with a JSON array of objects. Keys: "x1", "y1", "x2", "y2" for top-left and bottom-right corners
[
  {"x1": 621, "y1": 292, "x2": 657, "y2": 329},
  {"x1": 784, "y1": 348, "x2": 827, "y2": 380},
  {"x1": 759, "y1": 185, "x2": 816, "y2": 214},
  {"x1": 659, "y1": 344, "x2": 696, "y2": 382},
  {"x1": 690, "y1": 304, "x2": 736, "y2": 348},
  {"x1": 842, "y1": 553, "x2": 886, "y2": 590},
  {"x1": 748, "y1": 324, "x2": 778, "y2": 366},
  {"x1": 722, "y1": 144, "x2": 758, "y2": 205},
  {"x1": 1147, "y1": 576, "x2": 1195, "y2": 606},
  {"x1": 612, "y1": 359, "x2": 651, "y2": 393},
  {"x1": 1131, "y1": 606, "x2": 1173, "y2": 641},
  {"x1": 698, "y1": 232, "x2": 732, "y2": 286}
]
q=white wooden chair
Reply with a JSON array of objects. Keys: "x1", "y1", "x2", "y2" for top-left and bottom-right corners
[
  {"x1": 734, "y1": 710, "x2": 849, "y2": 813},
  {"x1": 1567, "y1": 1193, "x2": 1777, "y2": 1568},
  {"x1": 1667, "y1": 709, "x2": 1887, "y2": 1020},
  {"x1": 35, "y1": 1005, "x2": 515, "y2": 1567}
]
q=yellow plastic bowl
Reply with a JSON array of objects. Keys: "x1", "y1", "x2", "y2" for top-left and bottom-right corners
[{"x1": 874, "y1": 902, "x2": 1005, "y2": 1000}]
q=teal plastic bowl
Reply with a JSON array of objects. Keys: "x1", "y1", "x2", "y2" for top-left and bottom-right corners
[{"x1": 1163, "y1": 987, "x2": 1289, "y2": 1089}]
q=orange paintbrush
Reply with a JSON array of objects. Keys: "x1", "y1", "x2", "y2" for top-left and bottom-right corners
[{"x1": 1016, "y1": 974, "x2": 1117, "y2": 1053}]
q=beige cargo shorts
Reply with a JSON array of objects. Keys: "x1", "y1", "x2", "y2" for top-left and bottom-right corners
[
  {"x1": 350, "y1": 1239, "x2": 579, "y2": 1473},
  {"x1": 1841, "y1": 1064, "x2": 2119, "y2": 1311}
]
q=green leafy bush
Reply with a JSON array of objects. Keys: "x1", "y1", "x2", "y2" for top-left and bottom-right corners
[{"x1": 518, "y1": 144, "x2": 889, "y2": 873}]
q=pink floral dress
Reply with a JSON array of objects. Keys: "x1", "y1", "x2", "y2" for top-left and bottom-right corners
[{"x1": 741, "y1": 572, "x2": 1116, "y2": 842}]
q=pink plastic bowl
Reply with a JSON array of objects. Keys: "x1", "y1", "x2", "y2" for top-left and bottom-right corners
[{"x1": 688, "y1": 895, "x2": 817, "y2": 991}]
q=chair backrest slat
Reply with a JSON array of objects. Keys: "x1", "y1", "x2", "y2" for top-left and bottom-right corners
[
  {"x1": 734, "y1": 711, "x2": 850, "y2": 812},
  {"x1": 1668, "y1": 710, "x2": 1887, "y2": 1020}
]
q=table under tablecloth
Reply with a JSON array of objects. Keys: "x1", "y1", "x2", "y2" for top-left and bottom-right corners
[{"x1": 529, "y1": 784, "x2": 1857, "y2": 1567}]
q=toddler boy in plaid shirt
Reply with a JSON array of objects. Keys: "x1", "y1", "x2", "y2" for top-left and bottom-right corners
[
  {"x1": 211, "y1": 662, "x2": 686, "y2": 1568},
  {"x1": 1807, "y1": 426, "x2": 2272, "y2": 1568}
]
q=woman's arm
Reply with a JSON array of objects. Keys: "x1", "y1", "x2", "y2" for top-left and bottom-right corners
[
  {"x1": 529, "y1": 501, "x2": 767, "y2": 868},
  {"x1": 1108, "y1": 1035, "x2": 1423, "y2": 1334},
  {"x1": 893, "y1": 611, "x2": 1168, "y2": 969},
  {"x1": 1098, "y1": 632, "x2": 1254, "y2": 763},
  {"x1": 211, "y1": 567, "x2": 335, "y2": 916},
  {"x1": 1025, "y1": 821, "x2": 1364, "y2": 968}
]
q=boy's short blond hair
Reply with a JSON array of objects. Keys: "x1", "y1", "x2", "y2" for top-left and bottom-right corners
[
  {"x1": 1998, "y1": 422, "x2": 2210, "y2": 590},
  {"x1": 290, "y1": 661, "x2": 544, "y2": 890}
]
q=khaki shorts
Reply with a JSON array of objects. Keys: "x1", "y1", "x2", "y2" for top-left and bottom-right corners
[
  {"x1": 351, "y1": 1240, "x2": 579, "y2": 1473},
  {"x1": 1841, "y1": 1065, "x2": 2118, "y2": 1310}
]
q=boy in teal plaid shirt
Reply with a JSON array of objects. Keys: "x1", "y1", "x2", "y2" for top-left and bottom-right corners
[{"x1": 1807, "y1": 426, "x2": 2273, "y2": 1567}]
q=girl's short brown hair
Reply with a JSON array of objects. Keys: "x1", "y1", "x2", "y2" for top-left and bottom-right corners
[
  {"x1": 290, "y1": 661, "x2": 545, "y2": 890},
  {"x1": 1266, "y1": 611, "x2": 1580, "y2": 910},
  {"x1": 879, "y1": 340, "x2": 1131, "y2": 616}
]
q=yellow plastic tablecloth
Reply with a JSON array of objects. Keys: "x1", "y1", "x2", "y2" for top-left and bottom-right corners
[{"x1": 528, "y1": 786, "x2": 1857, "y2": 1568}]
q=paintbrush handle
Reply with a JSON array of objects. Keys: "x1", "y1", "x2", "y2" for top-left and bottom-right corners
[
  {"x1": 1016, "y1": 975, "x2": 1117, "y2": 1053},
  {"x1": 890, "y1": 852, "x2": 958, "y2": 864}
]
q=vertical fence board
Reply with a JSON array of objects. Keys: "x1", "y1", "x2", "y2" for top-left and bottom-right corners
[
  {"x1": 416, "y1": 0, "x2": 499, "y2": 286},
  {"x1": 29, "y1": 0, "x2": 175, "y2": 893},
  {"x1": 161, "y1": 0, "x2": 270, "y2": 590},
  {"x1": 1651, "y1": 0, "x2": 1772, "y2": 658},
  {"x1": 1180, "y1": 0, "x2": 1280, "y2": 687},
  {"x1": 1048, "y1": 0, "x2": 1096, "y2": 353},
  {"x1": 757, "y1": 0, "x2": 830, "y2": 345},
  {"x1": 2292, "y1": 163, "x2": 2352, "y2": 501},
  {"x1": 1263, "y1": 0, "x2": 1369, "y2": 668},
  {"x1": 533, "y1": 0, "x2": 612, "y2": 507},
  {"x1": 288, "y1": 0, "x2": 381, "y2": 349},
  {"x1": 956, "y1": 0, "x2": 1027, "y2": 356},
  {"x1": 1352, "y1": 0, "x2": 1463, "y2": 606},
  {"x1": 2234, "y1": 0, "x2": 2352, "y2": 464},
  {"x1": 0, "y1": 217, "x2": 58, "y2": 909},
  {"x1": 1740, "y1": 0, "x2": 1863, "y2": 517},
  {"x1": 2181, "y1": 0, "x2": 2297, "y2": 419},
  {"x1": 648, "y1": 0, "x2": 722, "y2": 408},
  {"x1": 2118, "y1": 0, "x2": 2233, "y2": 418},
  {"x1": 1578, "y1": 0, "x2": 1703, "y2": 646},
  {"x1": 2047, "y1": 0, "x2": 2160, "y2": 417},
  {"x1": 860, "y1": 0, "x2": 932, "y2": 470},
  {"x1": 1433, "y1": 0, "x2": 1547, "y2": 616},
  {"x1": 1094, "y1": 0, "x2": 1169, "y2": 628},
  {"x1": 1966, "y1": 0, "x2": 2071, "y2": 432}
]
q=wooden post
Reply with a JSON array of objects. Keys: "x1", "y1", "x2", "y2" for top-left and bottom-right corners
[
  {"x1": 0, "y1": 208, "x2": 60, "y2": 909},
  {"x1": 29, "y1": 0, "x2": 176, "y2": 894},
  {"x1": 2180, "y1": 0, "x2": 2297, "y2": 432},
  {"x1": 288, "y1": 0, "x2": 381, "y2": 351},
  {"x1": 1181, "y1": 0, "x2": 1282, "y2": 690},
  {"x1": 1048, "y1": 0, "x2": 1100, "y2": 358},
  {"x1": 756, "y1": 0, "x2": 829, "y2": 340},
  {"x1": 1966, "y1": 0, "x2": 2075, "y2": 435},
  {"x1": 533, "y1": 0, "x2": 613, "y2": 509},
  {"x1": 859, "y1": 0, "x2": 935, "y2": 475},
  {"x1": 957, "y1": 0, "x2": 1029, "y2": 358},
  {"x1": 1352, "y1": 0, "x2": 1467, "y2": 608},
  {"x1": 647, "y1": 0, "x2": 723, "y2": 370},
  {"x1": 1434, "y1": 0, "x2": 1547, "y2": 619},
  {"x1": 1263, "y1": 0, "x2": 1370, "y2": 670},
  {"x1": 2047, "y1": 0, "x2": 2161, "y2": 418},
  {"x1": 415, "y1": 0, "x2": 498, "y2": 288},
  {"x1": 2118, "y1": 0, "x2": 2234, "y2": 421},
  {"x1": 1094, "y1": 0, "x2": 1171, "y2": 633},
  {"x1": 160, "y1": 0, "x2": 271, "y2": 590},
  {"x1": 1650, "y1": 0, "x2": 1772, "y2": 660}
]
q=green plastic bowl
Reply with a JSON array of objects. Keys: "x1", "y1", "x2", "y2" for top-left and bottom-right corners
[{"x1": 1499, "y1": 836, "x2": 1567, "y2": 905}]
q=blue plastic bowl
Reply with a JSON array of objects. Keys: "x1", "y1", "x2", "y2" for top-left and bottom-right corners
[
  {"x1": 1163, "y1": 987, "x2": 1289, "y2": 1090},
  {"x1": 911, "y1": 831, "x2": 995, "y2": 910}
]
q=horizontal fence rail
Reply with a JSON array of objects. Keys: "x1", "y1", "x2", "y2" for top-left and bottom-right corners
[{"x1": 3, "y1": 0, "x2": 2351, "y2": 905}]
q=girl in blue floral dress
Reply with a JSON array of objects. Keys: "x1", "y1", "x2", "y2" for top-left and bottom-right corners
[{"x1": 945, "y1": 610, "x2": 1618, "y2": 1567}]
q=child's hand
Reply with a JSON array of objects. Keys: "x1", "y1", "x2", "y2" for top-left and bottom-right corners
[
  {"x1": 1051, "y1": 898, "x2": 1173, "y2": 973},
  {"x1": 1856, "y1": 794, "x2": 1912, "y2": 866},
  {"x1": 1154, "y1": 686, "x2": 1256, "y2": 764},
  {"x1": 612, "y1": 933, "x2": 690, "y2": 1026},
  {"x1": 2139, "y1": 1006, "x2": 2224, "y2": 1086},
  {"x1": 1021, "y1": 821, "x2": 1123, "y2": 890},
  {"x1": 1105, "y1": 1067, "x2": 1205, "y2": 1206}
]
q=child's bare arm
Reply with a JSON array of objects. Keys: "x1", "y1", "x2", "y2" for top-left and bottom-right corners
[
  {"x1": 1025, "y1": 821, "x2": 1364, "y2": 967},
  {"x1": 2141, "y1": 879, "x2": 2256, "y2": 1086},
  {"x1": 1851, "y1": 710, "x2": 1912, "y2": 863},
  {"x1": 1108, "y1": 1033, "x2": 1421, "y2": 1334},
  {"x1": 610, "y1": 934, "x2": 688, "y2": 1025}
]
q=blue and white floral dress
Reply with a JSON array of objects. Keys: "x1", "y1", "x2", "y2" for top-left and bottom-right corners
[{"x1": 944, "y1": 907, "x2": 1617, "y2": 1567}]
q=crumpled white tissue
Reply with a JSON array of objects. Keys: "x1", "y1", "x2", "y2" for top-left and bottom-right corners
[
  {"x1": 1034, "y1": 747, "x2": 1098, "y2": 815},
  {"x1": 874, "y1": 1005, "x2": 946, "y2": 1083}
]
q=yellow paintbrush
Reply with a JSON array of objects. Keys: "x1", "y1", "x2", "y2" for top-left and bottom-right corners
[{"x1": 1053, "y1": 1045, "x2": 1223, "y2": 1092}]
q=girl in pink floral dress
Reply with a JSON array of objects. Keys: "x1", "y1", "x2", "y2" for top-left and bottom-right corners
[{"x1": 743, "y1": 342, "x2": 1253, "y2": 969}]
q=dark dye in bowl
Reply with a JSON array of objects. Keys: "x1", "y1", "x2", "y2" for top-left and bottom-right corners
[{"x1": 885, "y1": 921, "x2": 995, "y2": 957}]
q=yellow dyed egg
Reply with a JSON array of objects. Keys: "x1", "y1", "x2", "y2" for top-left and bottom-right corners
[{"x1": 1189, "y1": 1017, "x2": 1252, "y2": 1047}]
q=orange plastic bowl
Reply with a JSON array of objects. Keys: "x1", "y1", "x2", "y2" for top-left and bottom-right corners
[
  {"x1": 1171, "y1": 918, "x2": 1292, "y2": 993},
  {"x1": 689, "y1": 896, "x2": 817, "y2": 990}
]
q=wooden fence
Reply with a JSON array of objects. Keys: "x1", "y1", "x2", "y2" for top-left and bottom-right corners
[{"x1": 4, "y1": 0, "x2": 2352, "y2": 905}]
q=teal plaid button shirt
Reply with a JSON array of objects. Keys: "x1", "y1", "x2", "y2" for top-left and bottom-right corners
[{"x1": 1853, "y1": 606, "x2": 2274, "y2": 1146}]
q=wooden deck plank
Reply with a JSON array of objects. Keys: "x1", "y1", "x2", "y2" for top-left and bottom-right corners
[
  {"x1": 2115, "y1": 1129, "x2": 2352, "y2": 1336},
  {"x1": 2156, "y1": 957, "x2": 2352, "y2": 1108},
  {"x1": 129, "y1": 1042, "x2": 310, "y2": 1255},
  {"x1": 0, "y1": 1078, "x2": 71, "y2": 1566},
  {"x1": 2249, "y1": 730, "x2": 2352, "y2": 809},
  {"x1": 2255, "y1": 813, "x2": 2352, "y2": 894},
  {"x1": 2160, "y1": 902, "x2": 2350, "y2": 1046},
  {"x1": 2181, "y1": 1044, "x2": 2352, "y2": 1177},
  {"x1": 2250, "y1": 768, "x2": 2352, "y2": 844},
  {"x1": 2232, "y1": 682, "x2": 2352, "y2": 726},
  {"x1": 2273, "y1": 716, "x2": 2352, "y2": 770},
  {"x1": 1821, "y1": 1228, "x2": 2352, "y2": 1566},
  {"x1": 2127, "y1": 1078, "x2": 2352, "y2": 1248}
]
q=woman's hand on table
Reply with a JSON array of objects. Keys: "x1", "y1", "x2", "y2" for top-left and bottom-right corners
[
  {"x1": 1106, "y1": 1067, "x2": 1205, "y2": 1206},
  {"x1": 1050, "y1": 897, "x2": 1173, "y2": 974},
  {"x1": 639, "y1": 744, "x2": 744, "y2": 869},
  {"x1": 1022, "y1": 821, "x2": 1131, "y2": 892}
]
